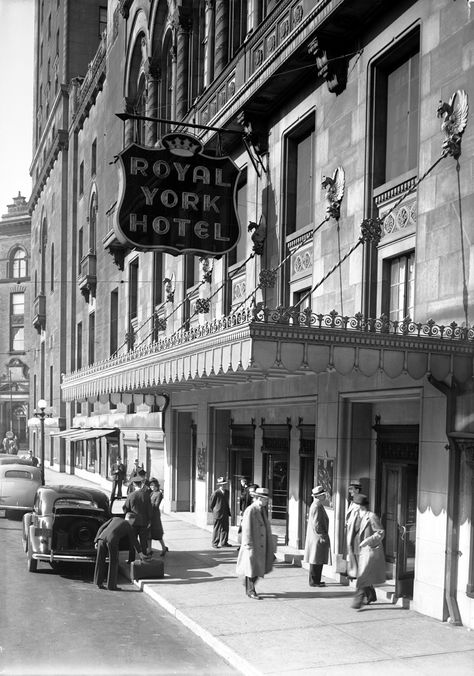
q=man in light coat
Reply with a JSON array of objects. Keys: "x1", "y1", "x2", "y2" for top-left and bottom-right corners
[
  {"x1": 347, "y1": 493, "x2": 385, "y2": 609},
  {"x1": 236, "y1": 487, "x2": 274, "y2": 599},
  {"x1": 303, "y1": 485, "x2": 331, "y2": 587}
]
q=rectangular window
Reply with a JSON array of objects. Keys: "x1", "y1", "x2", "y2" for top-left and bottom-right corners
[
  {"x1": 372, "y1": 32, "x2": 420, "y2": 188},
  {"x1": 91, "y1": 139, "x2": 97, "y2": 176},
  {"x1": 386, "y1": 251, "x2": 415, "y2": 322},
  {"x1": 79, "y1": 161, "x2": 84, "y2": 196},
  {"x1": 11, "y1": 292, "x2": 25, "y2": 316},
  {"x1": 110, "y1": 288, "x2": 118, "y2": 356},
  {"x1": 48, "y1": 13, "x2": 51, "y2": 39},
  {"x1": 129, "y1": 259, "x2": 139, "y2": 321},
  {"x1": 285, "y1": 121, "x2": 315, "y2": 234},
  {"x1": 76, "y1": 321, "x2": 82, "y2": 370},
  {"x1": 49, "y1": 365, "x2": 54, "y2": 407},
  {"x1": 153, "y1": 253, "x2": 163, "y2": 307},
  {"x1": 10, "y1": 327, "x2": 24, "y2": 352},
  {"x1": 99, "y1": 6, "x2": 107, "y2": 36},
  {"x1": 88, "y1": 312, "x2": 95, "y2": 365},
  {"x1": 228, "y1": 171, "x2": 247, "y2": 266},
  {"x1": 293, "y1": 288, "x2": 311, "y2": 312},
  {"x1": 78, "y1": 227, "x2": 83, "y2": 263},
  {"x1": 56, "y1": 29, "x2": 59, "y2": 56}
]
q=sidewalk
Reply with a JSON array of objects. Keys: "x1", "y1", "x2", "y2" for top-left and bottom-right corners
[{"x1": 44, "y1": 469, "x2": 474, "y2": 675}]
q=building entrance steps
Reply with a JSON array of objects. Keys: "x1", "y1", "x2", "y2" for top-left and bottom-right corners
[{"x1": 43, "y1": 469, "x2": 474, "y2": 674}]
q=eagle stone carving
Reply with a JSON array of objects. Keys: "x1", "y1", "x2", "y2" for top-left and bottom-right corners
[
  {"x1": 321, "y1": 166, "x2": 345, "y2": 220},
  {"x1": 437, "y1": 89, "x2": 469, "y2": 159}
]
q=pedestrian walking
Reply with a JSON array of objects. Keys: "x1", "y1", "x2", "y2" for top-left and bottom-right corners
[
  {"x1": 110, "y1": 456, "x2": 126, "y2": 502},
  {"x1": 28, "y1": 450, "x2": 39, "y2": 467},
  {"x1": 347, "y1": 493, "x2": 385, "y2": 609},
  {"x1": 236, "y1": 487, "x2": 274, "y2": 599},
  {"x1": 123, "y1": 474, "x2": 152, "y2": 554},
  {"x1": 149, "y1": 478, "x2": 169, "y2": 556},
  {"x1": 210, "y1": 477, "x2": 232, "y2": 548},
  {"x1": 345, "y1": 479, "x2": 362, "y2": 526},
  {"x1": 93, "y1": 516, "x2": 143, "y2": 590},
  {"x1": 303, "y1": 485, "x2": 331, "y2": 587},
  {"x1": 127, "y1": 458, "x2": 143, "y2": 494}
]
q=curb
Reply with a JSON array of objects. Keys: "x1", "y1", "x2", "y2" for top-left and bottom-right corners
[{"x1": 139, "y1": 580, "x2": 263, "y2": 676}]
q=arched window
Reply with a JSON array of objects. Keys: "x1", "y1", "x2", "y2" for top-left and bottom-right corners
[
  {"x1": 162, "y1": 31, "x2": 174, "y2": 132},
  {"x1": 135, "y1": 74, "x2": 147, "y2": 144},
  {"x1": 89, "y1": 192, "x2": 97, "y2": 252},
  {"x1": 11, "y1": 249, "x2": 27, "y2": 278}
]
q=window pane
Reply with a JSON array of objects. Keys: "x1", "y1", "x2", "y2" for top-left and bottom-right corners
[
  {"x1": 11, "y1": 293, "x2": 25, "y2": 315},
  {"x1": 295, "y1": 133, "x2": 313, "y2": 230},
  {"x1": 12, "y1": 327, "x2": 24, "y2": 351}
]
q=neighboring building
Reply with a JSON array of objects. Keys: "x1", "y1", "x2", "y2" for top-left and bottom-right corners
[
  {"x1": 0, "y1": 193, "x2": 31, "y2": 450},
  {"x1": 30, "y1": 0, "x2": 474, "y2": 628}
]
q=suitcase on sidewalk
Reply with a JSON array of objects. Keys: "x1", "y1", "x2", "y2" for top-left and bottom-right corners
[{"x1": 130, "y1": 557, "x2": 164, "y2": 581}]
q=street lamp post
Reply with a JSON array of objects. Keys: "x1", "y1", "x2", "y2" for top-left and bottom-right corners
[{"x1": 35, "y1": 399, "x2": 48, "y2": 485}]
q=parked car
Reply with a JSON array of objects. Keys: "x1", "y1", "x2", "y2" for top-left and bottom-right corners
[
  {"x1": 0, "y1": 464, "x2": 42, "y2": 519},
  {"x1": 22, "y1": 485, "x2": 111, "y2": 572},
  {"x1": 0, "y1": 453, "x2": 34, "y2": 466}
]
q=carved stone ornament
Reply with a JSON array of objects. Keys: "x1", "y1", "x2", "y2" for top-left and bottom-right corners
[
  {"x1": 321, "y1": 166, "x2": 345, "y2": 220},
  {"x1": 437, "y1": 89, "x2": 469, "y2": 159},
  {"x1": 248, "y1": 217, "x2": 267, "y2": 255},
  {"x1": 259, "y1": 268, "x2": 277, "y2": 288},
  {"x1": 360, "y1": 218, "x2": 383, "y2": 245},
  {"x1": 200, "y1": 256, "x2": 213, "y2": 284},
  {"x1": 164, "y1": 276, "x2": 175, "y2": 303},
  {"x1": 195, "y1": 298, "x2": 211, "y2": 314},
  {"x1": 308, "y1": 36, "x2": 348, "y2": 95}
]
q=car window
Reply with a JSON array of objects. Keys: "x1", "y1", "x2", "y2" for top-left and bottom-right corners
[
  {"x1": 54, "y1": 498, "x2": 99, "y2": 509},
  {"x1": 4, "y1": 469, "x2": 33, "y2": 479}
]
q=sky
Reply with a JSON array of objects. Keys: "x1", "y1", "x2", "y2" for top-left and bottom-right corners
[{"x1": 0, "y1": 0, "x2": 34, "y2": 215}]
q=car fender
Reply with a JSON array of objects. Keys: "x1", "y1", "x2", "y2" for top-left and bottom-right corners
[
  {"x1": 28, "y1": 522, "x2": 40, "y2": 553},
  {"x1": 22, "y1": 512, "x2": 33, "y2": 542}
]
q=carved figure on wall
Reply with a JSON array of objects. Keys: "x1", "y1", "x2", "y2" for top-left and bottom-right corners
[
  {"x1": 321, "y1": 166, "x2": 345, "y2": 220},
  {"x1": 248, "y1": 216, "x2": 267, "y2": 255},
  {"x1": 437, "y1": 89, "x2": 469, "y2": 159}
]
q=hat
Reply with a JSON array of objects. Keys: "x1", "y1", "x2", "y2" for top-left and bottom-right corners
[
  {"x1": 353, "y1": 493, "x2": 369, "y2": 506},
  {"x1": 349, "y1": 479, "x2": 361, "y2": 488},
  {"x1": 132, "y1": 475, "x2": 144, "y2": 483},
  {"x1": 247, "y1": 483, "x2": 259, "y2": 491},
  {"x1": 312, "y1": 485, "x2": 326, "y2": 497},
  {"x1": 251, "y1": 487, "x2": 269, "y2": 498},
  {"x1": 134, "y1": 458, "x2": 140, "y2": 464},
  {"x1": 216, "y1": 476, "x2": 227, "y2": 485}
]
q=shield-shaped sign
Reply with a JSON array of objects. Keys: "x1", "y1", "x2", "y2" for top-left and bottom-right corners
[{"x1": 114, "y1": 133, "x2": 241, "y2": 256}]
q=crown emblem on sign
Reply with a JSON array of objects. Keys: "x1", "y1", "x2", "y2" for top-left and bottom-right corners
[{"x1": 161, "y1": 132, "x2": 203, "y2": 157}]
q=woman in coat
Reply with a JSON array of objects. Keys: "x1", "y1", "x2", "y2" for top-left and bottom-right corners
[
  {"x1": 149, "y1": 478, "x2": 169, "y2": 556},
  {"x1": 236, "y1": 487, "x2": 274, "y2": 599},
  {"x1": 303, "y1": 485, "x2": 331, "y2": 587},
  {"x1": 347, "y1": 493, "x2": 385, "y2": 609}
]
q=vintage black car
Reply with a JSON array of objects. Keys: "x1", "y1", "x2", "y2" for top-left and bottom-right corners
[{"x1": 22, "y1": 485, "x2": 111, "y2": 572}]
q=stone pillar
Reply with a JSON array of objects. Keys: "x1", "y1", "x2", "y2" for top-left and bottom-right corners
[
  {"x1": 204, "y1": 0, "x2": 215, "y2": 87},
  {"x1": 123, "y1": 97, "x2": 135, "y2": 146},
  {"x1": 214, "y1": 0, "x2": 229, "y2": 77},
  {"x1": 175, "y1": 9, "x2": 191, "y2": 120},
  {"x1": 145, "y1": 64, "x2": 161, "y2": 147}
]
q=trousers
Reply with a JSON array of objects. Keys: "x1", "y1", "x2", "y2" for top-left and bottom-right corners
[{"x1": 94, "y1": 539, "x2": 119, "y2": 590}]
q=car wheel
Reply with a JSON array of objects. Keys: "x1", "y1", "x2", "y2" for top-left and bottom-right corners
[{"x1": 27, "y1": 536, "x2": 38, "y2": 572}]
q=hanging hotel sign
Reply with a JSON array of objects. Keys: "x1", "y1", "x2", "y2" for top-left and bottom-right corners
[{"x1": 114, "y1": 132, "x2": 241, "y2": 256}]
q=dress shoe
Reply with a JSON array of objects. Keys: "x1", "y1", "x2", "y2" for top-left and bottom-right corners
[
  {"x1": 97, "y1": 584, "x2": 105, "y2": 590},
  {"x1": 160, "y1": 547, "x2": 169, "y2": 557},
  {"x1": 108, "y1": 586, "x2": 122, "y2": 591},
  {"x1": 247, "y1": 591, "x2": 260, "y2": 600},
  {"x1": 316, "y1": 582, "x2": 326, "y2": 587},
  {"x1": 366, "y1": 588, "x2": 377, "y2": 604},
  {"x1": 212, "y1": 545, "x2": 220, "y2": 549}
]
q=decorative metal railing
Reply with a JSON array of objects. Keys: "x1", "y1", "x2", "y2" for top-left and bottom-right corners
[{"x1": 61, "y1": 308, "x2": 474, "y2": 385}]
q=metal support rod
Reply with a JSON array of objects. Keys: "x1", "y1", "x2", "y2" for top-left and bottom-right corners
[{"x1": 115, "y1": 112, "x2": 243, "y2": 136}]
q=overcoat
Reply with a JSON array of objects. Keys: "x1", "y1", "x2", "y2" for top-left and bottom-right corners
[
  {"x1": 123, "y1": 486, "x2": 152, "y2": 527},
  {"x1": 236, "y1": 502, "x2": 274, "y2": 578},
  {"x1": 303, "y1": 499, "x2": 331, "y2": 565},
  {"x1": 355, "y1": 510, "x2": 386, "y2": 588},
  {"x1": 210, "y1": 488, "x2": 231, "y2": 520}
]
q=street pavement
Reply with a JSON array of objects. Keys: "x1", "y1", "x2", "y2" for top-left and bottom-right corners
[{"x1": 44, "y1": 468, "x2": 474, "y2": 676}]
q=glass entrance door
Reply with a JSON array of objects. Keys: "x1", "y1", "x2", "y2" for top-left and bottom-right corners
[
  {"x1": 264, "y1": 452, "x2": 288, "y2": 543},
  {"x1": 380, "y1": 461, "x2": 418, "y2": 598}
]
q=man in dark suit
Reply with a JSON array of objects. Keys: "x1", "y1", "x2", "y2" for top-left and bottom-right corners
[
  {"x1": 123, "y1": 475, "x2": 152, "y2": 554},
  {"x1": 110, "y1": 456, "x2": 126, "y2": 502},
  {"x1": 94, "y1": 516, "x2": 142, "y2": 590},
  {"x1": 210, "y1": 477, "x2": 232, "y2": 548}
]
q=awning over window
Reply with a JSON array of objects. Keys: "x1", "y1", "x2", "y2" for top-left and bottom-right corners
[{"x1": 51, "y1": 428, "x2": 117, "y2": 441}]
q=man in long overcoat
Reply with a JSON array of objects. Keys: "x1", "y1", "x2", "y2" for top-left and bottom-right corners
[
  {"x1": 303, "y1": 485, "x2": 331, "y2": 587},
  {"x1": 123, "y1": 475, "x2": 152, "y2": 554},
  {"x1": 236, "y1": 487, "x2": 274, "y2": 599},
  {"x1": 210, "y1": 477, "x2": 232, "y2": 548},
  {"x1": 110, "y1": 456, "x2": 126, "y2": 502},
  {"x1": 347, "y1": 493, "x2": 385, "y2": 609},
  {"x1": 94, "y1": 516, "x2": 142, "y2": 590}
]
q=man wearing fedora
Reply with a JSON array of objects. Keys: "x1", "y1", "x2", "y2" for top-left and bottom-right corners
[
  {"x1": 210, "y1": 477, "x2": 232, "y2": 548},
  {"x1": 346, "y1": 479, "x2": 362, "y2": 525},
  {"x1": 303, "y1": 485, "x2": 331, "y2": 587},
  {"x1": 236, "y1": 487, "x2": 274, "y2": 599},
  {"x1": 123, "y1": 473, "x2": 152, "y2": 554}
]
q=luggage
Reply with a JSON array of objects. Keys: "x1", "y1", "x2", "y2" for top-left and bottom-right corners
[{"x1": 130, "y1": 556, "x2": 164, "y2": 580}]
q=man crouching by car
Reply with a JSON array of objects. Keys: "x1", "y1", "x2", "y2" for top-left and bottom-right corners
[{"x1": 94, "y1": 516, "x2": 144, "y2": 591}]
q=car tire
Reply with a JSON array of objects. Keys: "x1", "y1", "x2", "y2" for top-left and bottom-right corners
[{"x1": 27, "y1": 536, "x2": 38, "y2": 572}]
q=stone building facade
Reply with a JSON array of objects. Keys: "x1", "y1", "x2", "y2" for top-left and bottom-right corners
[
  {"x1": 0, "y1": 194, "x2": 31, "y2": 450},
  {"x1": 29, "y1": 0, "x2": 474, "y2": 627}
]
